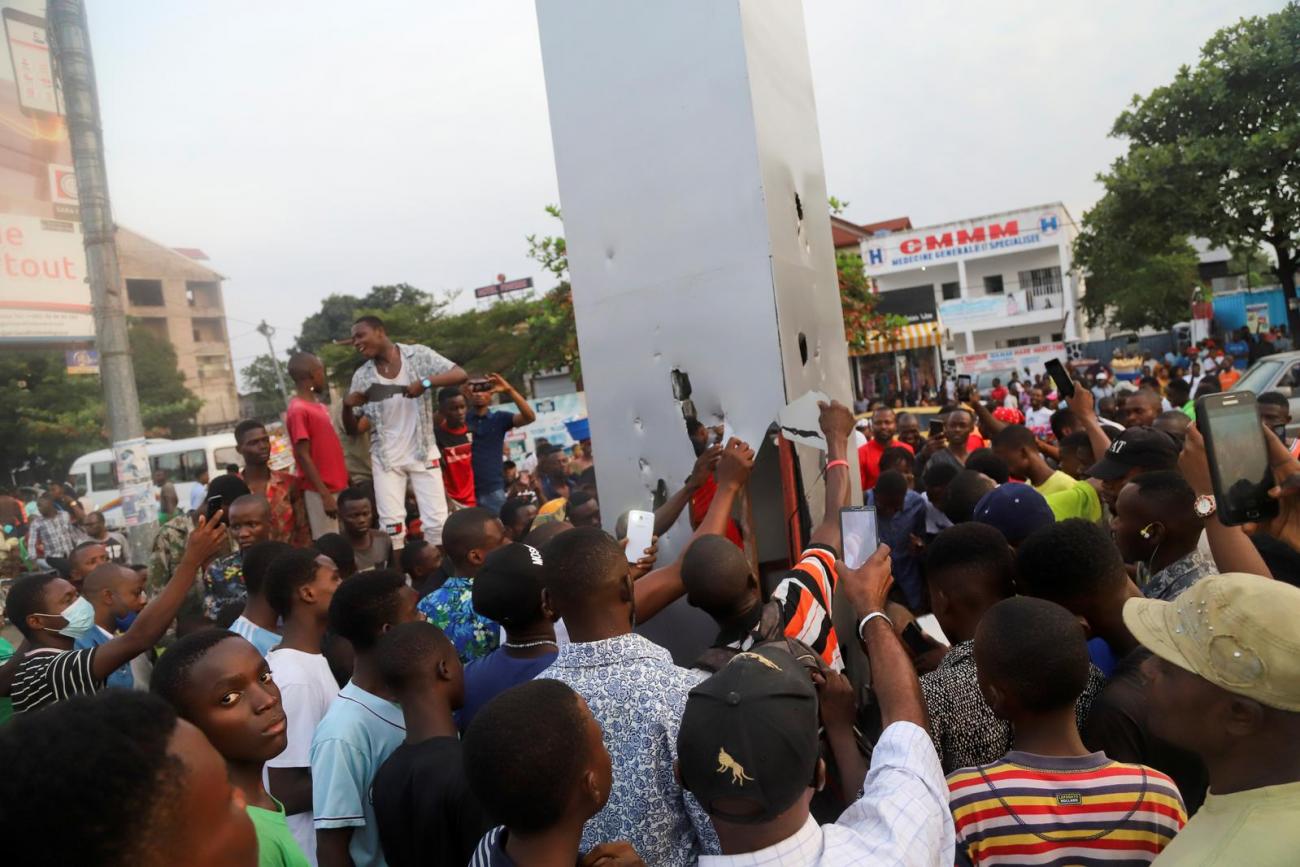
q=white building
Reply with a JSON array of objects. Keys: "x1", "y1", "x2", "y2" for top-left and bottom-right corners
[{"x1": 862, "y1": 203, "x2": 1085, "y2": 359}]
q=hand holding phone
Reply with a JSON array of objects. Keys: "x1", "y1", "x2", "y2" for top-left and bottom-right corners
[
  {"x1": 1044, "y1": 358, "x2": 1075, "y2": 399},
  {"x1": 1197, "y1": 391, "x2": 1280, "y2": 526},
  {"x1": 624, "y1": 510, "x2": 655, "y2": 564},
  {"x1": 839, "y1": 506, "x2": 878, "y2": 570}
]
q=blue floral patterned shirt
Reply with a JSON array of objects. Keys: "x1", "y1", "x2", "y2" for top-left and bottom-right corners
[
  {"x1": 418, "y1": 577, "x2": 500, "y2": 664},
  {"x1": 537, "y1": 633, "x2": 719, "y2": 866}
]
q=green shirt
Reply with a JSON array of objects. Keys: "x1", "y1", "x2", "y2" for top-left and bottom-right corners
[
  {"x1": 247, "y1": 797, "x2": 311, "y2": 867},
  {"x1": 1153, "y1": 780, "x2": 1300, "y2": 866},
  {"x1": 1033, "y1": 469, "x2": 1077, "y2": 498},
  {"x1": 1046, "y1": 478, "x2": 1103, "y2": 523}
]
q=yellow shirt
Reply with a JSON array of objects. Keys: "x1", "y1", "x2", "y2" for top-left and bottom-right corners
[
  {"x1": 1153, "y1": 780, "x2": 1300, "y2": 866},
  {"x1": 1034, "y1": 470, "x2": 1076, "y2": 498},
  {"x1": 1046, "y1": 479, "x2": 1102, "y2": 523}
]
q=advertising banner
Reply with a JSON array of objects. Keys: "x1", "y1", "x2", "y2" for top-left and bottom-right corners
[
  {"x1": 0, "y1": 1, "x2": 91, "y2": 342},
  {"x1": 863, "y1": 206, "x2": 1064, "y2": 276},
  {"x1": 501, "y1": 392, "x2": 588, "y2": 461}
]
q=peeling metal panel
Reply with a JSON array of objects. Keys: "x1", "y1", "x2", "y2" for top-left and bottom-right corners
[{"x1": 536, "y1": 0, "x2": 857, "y2": 659}]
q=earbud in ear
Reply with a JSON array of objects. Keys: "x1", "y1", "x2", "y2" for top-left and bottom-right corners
[{"x1": 1140, "y1": 524, "x2": 1155, "y2": 539}]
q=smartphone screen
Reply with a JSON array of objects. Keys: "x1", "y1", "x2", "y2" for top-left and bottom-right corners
[
  {"x1": 624, "y1": 509, "x2": 654, "y2": 564},
  {"x1": 1045, "y1": 358, "x2": 1075, "y2": 399},
  {"x1": 4, "y1": 9, "x2": 61, "y2": 117},
  {"x1": 1199, "y1": 392, "x2": 1279, "y2": 525},
  {"x1": 901, "y1": 621, "x2": 931, "y2": 656},
  {"x1": 839, "y1": 506, "x2": 878, "y2": 570},
  {"x1": 957, "y1": 374, "x2": 971, "y2": 388},
  {"x1": 928, "y1": 417, "x2": 944, "y2": 437}
]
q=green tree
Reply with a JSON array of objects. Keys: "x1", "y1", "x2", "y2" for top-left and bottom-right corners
[
  {"x1": 1074, "y1": 194, "x2": 1202, "y2": 332},
  {"x1": 1078, "y1": 2, "x2": 1300, "y2": 330},
  {"x1": 239, "y1": 354, "x2": 289, "y2": 421},
  {"x1": 0, "y1": 324, "x2": 201, "y2": 482},
  {"x1": 522, "y1": 204, "x2": 580, "y2": 381},
  {"x1": 828, "y1": 197, "x2": 907, "y2": 352}
]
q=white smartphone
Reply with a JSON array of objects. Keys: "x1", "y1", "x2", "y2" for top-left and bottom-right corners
[
  {"x1": 840, "y1": 506, "x2": 878, "y2": 570},
  {"x1": 624, "y1": 509, "x2": 655, "y2": 564}
]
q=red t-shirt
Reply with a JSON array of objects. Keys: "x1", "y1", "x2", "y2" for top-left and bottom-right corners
[
  {"x1": 689, "y1": 476, "x2": 743, "y2": 548},
  {"x1": 858, "y1": 438, "x2": 913, "y2": 491},
  {"x1": 434, "y1": 423, "x2": 476, "y2": 506},
  {"x1": 285, "y1": 397, "x2": 349, "y2": 492}
]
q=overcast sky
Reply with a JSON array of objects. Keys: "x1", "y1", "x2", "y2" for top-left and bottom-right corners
[{"x1": 86, "y1": 0, "x2": 1282, "y2": 386}]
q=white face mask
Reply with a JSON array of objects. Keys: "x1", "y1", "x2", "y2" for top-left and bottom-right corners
[{"x1": 40, "y1": 595, "x2": 95, "y2": 640}]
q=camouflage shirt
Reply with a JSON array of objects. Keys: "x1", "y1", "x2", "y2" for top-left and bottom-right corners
[{"x1": 147, "y1": 513, "x2": 233, "y2": 608}]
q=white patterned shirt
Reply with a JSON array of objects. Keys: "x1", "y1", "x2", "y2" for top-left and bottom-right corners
[
  {"x1": 348, "y1": 342, "x2": 456, "y2": 472},
  {"x1": 537, "y1": 633, "x2": 719, "y2": 866},
  {"x1": 699, "y1": 722, "x2": 954, "y2": 867}
]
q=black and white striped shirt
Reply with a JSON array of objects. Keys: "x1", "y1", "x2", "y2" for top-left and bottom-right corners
[
  {"x1": 468, "y1": 827, "x2": 510, "y2": 867},
  {"x1": 11, "y1": 647, "x2": 102, "y2": 715}
]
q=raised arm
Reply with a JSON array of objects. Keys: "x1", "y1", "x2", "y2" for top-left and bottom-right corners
[
  {"x1": 839, "y1": 545, "x2": 927, "y2": 728},
  {"x1": 654, "y1": 444, "x2": 721, "y2": 536},
  {"x1": 91, "y1": 513, "x2": 228, "y2": 681},
  {"x1": 1063, "y1": 383, "x2": 1112, "y2": 469},
  {"x1": 633, "y1": 438, "x2": 755, "y2": 622},
  {"x1": 489, "y1": 373, "x2": 536, "y2": 428},
  {"x1": 808, "y1": 400, "x2": 856, "y2": 553}
]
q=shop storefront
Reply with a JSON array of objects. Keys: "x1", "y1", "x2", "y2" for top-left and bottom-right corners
[{"x1": 851, "y1": 285, "x2": 943, "y2": 404}]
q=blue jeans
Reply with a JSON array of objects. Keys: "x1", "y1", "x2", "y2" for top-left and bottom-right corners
[{"x1": 477, "y1": 488, "x2": 507, "y2": 516}]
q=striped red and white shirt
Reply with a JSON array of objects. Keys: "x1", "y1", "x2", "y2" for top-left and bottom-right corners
[
  {"x1": 770, "y1": 545, "x2": 842, "y2": 671},
  {"x1": 948, "y1": 751, "x2": 1186, "y2": 866}
]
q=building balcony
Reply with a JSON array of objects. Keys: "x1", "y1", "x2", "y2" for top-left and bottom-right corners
[{"x1": 939, "y1": 289, "x2": 1069, "y2": 333}]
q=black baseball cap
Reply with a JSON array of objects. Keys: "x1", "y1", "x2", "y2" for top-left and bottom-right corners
[
  {"x1": 472, "y1": 543, "x2": 546, "y2": 627},
  {"x1": 676, "y1": 646, "x2": 819, "y2": 823},
  {"x1": 1086, "y1": 426, "x2": 1180, "y2": 481}
]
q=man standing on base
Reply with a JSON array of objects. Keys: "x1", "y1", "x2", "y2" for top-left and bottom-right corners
[
  {"x1": 286, "y1": 352, "x2": 349, "y2": 537},
  {"x1": 343, "y1": 316, "x2": 468, "y2": 548}
]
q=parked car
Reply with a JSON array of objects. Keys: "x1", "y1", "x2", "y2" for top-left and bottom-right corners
[{"x1": 1230, "y1": 351, "x2": 1300, "y2": 437}]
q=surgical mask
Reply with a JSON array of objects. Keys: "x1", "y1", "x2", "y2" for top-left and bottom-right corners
[{"x1": 43, "y1": 595, "x2": 95, "y2": 640}]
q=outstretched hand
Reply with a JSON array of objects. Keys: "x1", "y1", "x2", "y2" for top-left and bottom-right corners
[
  {"x1": 686, "y1": 444, "x2": 722, "y2": 489},
  {"x1": 182, "y1": 511, "x2": 227, "y2": 567},
  {"x1": 1242, "y1": 425, "x2": 1300, "y2": 548},
  {"x1": 817, "y1": 399, "x2": 856, "y2": 446},
  {"x1": 837, "y1": 544, "x2": 893, "y2": 618},
  {"x1": 716, "y1": 437, "x2": 756, "y2": 490}
]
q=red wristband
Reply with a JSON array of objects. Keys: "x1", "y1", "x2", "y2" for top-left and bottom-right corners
[{"x1": 826, "y1": 459, "x2": 849, "y2": 472}]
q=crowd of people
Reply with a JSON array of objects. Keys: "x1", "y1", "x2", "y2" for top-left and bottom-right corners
[{"x1": 1, "y1": 313, "x2": 1299, "y2": 866}]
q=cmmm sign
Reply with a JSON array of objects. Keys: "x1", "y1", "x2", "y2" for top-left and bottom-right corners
[{"x1": 863, "y1": 206, "x2": 1065, "y2": 276}]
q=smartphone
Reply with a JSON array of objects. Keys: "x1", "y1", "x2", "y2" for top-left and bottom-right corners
[
  {"x1": 1045, "y1": 358, "x2": 1075, "y2": 399},
  {"x1": 3, "y1": 8, "x2": 62, "y2": 118},
  {"x1": 1197, "y1": 391, "x2": 1280, "y2": 526},
  {"x1": 624, "y1": 510, "x2": 655, "y2": 564},
  {"x1": 901, "y1": 621, "x2": 932, "y2": 656},
  {"x1": 468, "y1": 379, "x2": 494, "y2": 393},
  {"x1": 205, "y1": 494, "x2": 224, "y2": 521},
  {"x1": 839, "y1": 506, "x2": 878, "y2": 570},
  {"x1": 928, "y1": 417, "x2": 944, "y2": 437},
  {"x1": 957, "y1": 374, "x2": 972, "y2": 390}
]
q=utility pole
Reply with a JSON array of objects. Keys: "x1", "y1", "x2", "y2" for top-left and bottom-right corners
[
  {"x1": 48, "y1": 0, "x2": 151, "y2": 559},
  {"x1": 257, "y1": 320, "x2": 291, "y2": 409}
]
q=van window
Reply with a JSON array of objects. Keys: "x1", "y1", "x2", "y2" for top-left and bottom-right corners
[
  {"x1": 149, "y1": 449, "x2": 210, "y2": 483},
  {"x1": 214, "y1": 446, "x2": 243, "y2": 471},
  {"x1": 90, "y1": 461, "x2": 117, "y2": 492}
]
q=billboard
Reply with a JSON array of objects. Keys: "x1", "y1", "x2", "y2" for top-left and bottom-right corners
[
  {"x1": 0, "y1": 1, "x2": 91, "y2": 343},
  {"x1": 863, "y1": 205, "x2": 1065, "y2": 276}
]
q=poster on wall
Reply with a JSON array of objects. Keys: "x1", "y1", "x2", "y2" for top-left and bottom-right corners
[
  {"x1": 0, "y1": 1, "x2": 92, "y2": 343},
  {"x1": 1246, "y1": 303, "x2": 1270, "y2": 334}
]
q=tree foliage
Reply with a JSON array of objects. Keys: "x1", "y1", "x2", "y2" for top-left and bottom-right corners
[
  {"x1": 1076, "y1": 2, "x2": 1300, "y2": 329},
  {"x1": 0, "y1": 323, "x2": 201, "y2": 482}
]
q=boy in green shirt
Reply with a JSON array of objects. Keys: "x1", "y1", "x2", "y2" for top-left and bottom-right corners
[{"x1": 152, "y1": 629, "x2": 310, "y2": 867}]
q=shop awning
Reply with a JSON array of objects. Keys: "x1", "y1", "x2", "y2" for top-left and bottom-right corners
[{"x1": 856, "y1": 321, "x2": 943, "y2": 355}]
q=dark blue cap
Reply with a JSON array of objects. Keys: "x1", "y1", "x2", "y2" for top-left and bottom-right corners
[{"x1": 973, "y1": 482, "x2": 1054, "y2": 545}]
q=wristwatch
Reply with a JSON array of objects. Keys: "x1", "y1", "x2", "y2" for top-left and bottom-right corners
[
  {"x1": 1193, "y1": 494, "x2": 1216, "y2": 519},
  {"x1": 420, "y1": 377, "x2": 432, "y2": 390}
]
